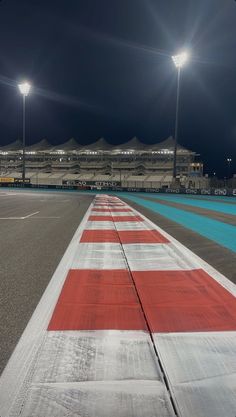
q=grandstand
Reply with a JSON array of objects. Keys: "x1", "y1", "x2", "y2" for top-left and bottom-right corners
[{"x1": 0, "y1": 136, "x2": 204, "y2": 188}]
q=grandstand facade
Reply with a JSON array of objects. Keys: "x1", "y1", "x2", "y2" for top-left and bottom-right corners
[{"x1": 0, "y1": 136, "x2": 204, "y2": 188}]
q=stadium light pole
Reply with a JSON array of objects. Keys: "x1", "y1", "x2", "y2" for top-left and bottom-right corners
[
  {"x1": 18, "y1": 82, "x2": 31, "y2": 185},
  {"x1": 227, "y1": 158, "x2": 232, "y2": 179},
  {"x1": 171, "y1": 51, "x2": 189, "y2": 181}
]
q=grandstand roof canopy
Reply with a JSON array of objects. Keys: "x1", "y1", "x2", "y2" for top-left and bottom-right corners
[
  {"x1": 0, "y1": 136, "x2": 195, "y2": 155},
  {"x1": 0, "y1": 140, "x2": 23, "y2": 151},
  {"x1": 52, "y1": 138, "x2": 82, "y2": 151},
  {"x1": 113, "y1": 137, "x2": 144, "y2": 151},
  {"x1": 26, "y1": 139, "x2": 53, "y2": 151},
  {"x1": 82, "y1": 138, "x2": 113, "y2": 151}
]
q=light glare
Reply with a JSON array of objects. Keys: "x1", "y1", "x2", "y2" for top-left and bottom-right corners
[
  {"x1": 18, "y1": 82, "x2": 31, "y2": 96},
  {"x1": 172, "y1": 51, "x2": 189, "y2": 68}
]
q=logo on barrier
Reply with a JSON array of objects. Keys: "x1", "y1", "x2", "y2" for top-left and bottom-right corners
[
  {"x1": 145, "y1": 188, "x2": 160, "y2": 193},
  {"x1": 201, "y1": 189, "x2": 211, "y2": 195},
  {"x1": 95, "y1": 181, "x2": 118, "y2": 187},
  {"x1": 186, "y1": 188, "x2": 198, "y2": 194},
  {"x1": 77, "y1": 181, "x2": 87, "y2": 186},
  {"x1": 127, "y1": 188, "x2": 141, "y2": 192},
  {"x1": 214, "y1": 189, "x2": 227, "y2": 196},
  {"x1": 165, "y1": 188, "x2": 180, "y2": 193}
]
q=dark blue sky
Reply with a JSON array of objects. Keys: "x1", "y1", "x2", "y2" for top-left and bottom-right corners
[{"x1": 0, "y1": 0, "x2": 236, "y2": 177}]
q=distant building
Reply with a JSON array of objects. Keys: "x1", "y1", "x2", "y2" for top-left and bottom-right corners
[{"x1": 0, "y1": 136, "x2": 204, "y2": 188}]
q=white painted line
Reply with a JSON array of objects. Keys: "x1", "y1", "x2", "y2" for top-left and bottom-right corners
[
  {"x1": 0, "y1": 192, "x2": 21, "y2": 196},
  {"x1": 23, "y1": 211, "x2": 40, "y2": 219},
  {"x1": 0, "y1": 211, "x2": 40, "y2": 220},
  {"x1": 0, "y1": 217, "x2": 25, "y2": 220},
  {"x1": 30, "y1": 216, "x2": 61, "y2": 219}
]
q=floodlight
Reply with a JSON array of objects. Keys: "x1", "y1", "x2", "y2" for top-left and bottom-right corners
[
  {"x1": 171, "y1": 50, "x2": 190, "y2": 180},
  {"x1": 172, "y1": 51, "x2": 189, "y2": 69},
  {"x1": 18, "y1": 82, "x2": 31, "y2": 96}
]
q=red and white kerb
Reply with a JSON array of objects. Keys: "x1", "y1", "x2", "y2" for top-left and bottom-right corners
[{"x1": 1, "y1": 194, "x2": 236, "y2": 417}]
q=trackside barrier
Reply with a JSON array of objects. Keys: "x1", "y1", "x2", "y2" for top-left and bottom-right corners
[{"x1": 1, "y1": 182, "x2": 236, "y2": 196}]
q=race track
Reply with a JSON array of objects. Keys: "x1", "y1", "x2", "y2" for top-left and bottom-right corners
[{"x1": 1, "y1": 189, "x2": 236, "y2": 417}]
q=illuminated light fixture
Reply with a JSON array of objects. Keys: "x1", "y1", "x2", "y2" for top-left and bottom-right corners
[
  {"x1": 18, "y1": 81, "x2": 31, "y2": 96},
  {"x1": 227, "y1": 157, "x2": 232, "y2": 179},
  {"x1": 171, "y1": 50, "x2": 190, "y2": 180},
  {"x1": 172, "y1": 51, "x2": 189, "y2": 68}
]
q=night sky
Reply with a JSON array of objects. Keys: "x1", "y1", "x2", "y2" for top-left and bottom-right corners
[{"x1": 0, "y1": 0, "x2": 236, "y2": 177}]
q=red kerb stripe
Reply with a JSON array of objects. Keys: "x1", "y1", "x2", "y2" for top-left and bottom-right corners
[
  {"x1": 80, "y1": 229, "x2": 120, "y2": 243},
  {"x1": 133, "y1": 269, "x2": 236, "y2": 332},
  {"x1": 118, "y1": 230, "x2": 169, "y2": 244},
  {"x1": 48, "y1": 269, "x2": 146, "y2": 331}
]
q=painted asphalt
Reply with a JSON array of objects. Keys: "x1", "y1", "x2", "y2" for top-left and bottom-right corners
[
  {"x1": 166, "y1": 193, "x2": 236, "y2": 203},
  {"x1": 120, "y1": 194, "x2": 236, "y2": 253},
  {"x1": 137, "y1": 193, "x2": 236, "y2": 215},
  {"x1": 2, "y1": 194, "x2": 236, "y2": 417}
]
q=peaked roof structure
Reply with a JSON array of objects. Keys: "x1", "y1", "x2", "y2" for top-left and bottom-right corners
[
  {"x1": 113, "y1": 137, "x2": 146, "y2": 151},
  {"x1": 0, "y1": 140, "x2": 23, "y2": 151},
  {"x1": 0, "y1": 136, "x2": 195, "y2": 154},
  {"x1": 145, "y1": 136, "x2": 174, "y2": 151},
  {"x1": 52, "y1": 138, "x2": 81, "y2": 151},
  {"x1": 145, "y1": 136, "x2": 189, "y2": 152},
  {"x1": 26, "y1": 139, "x2": 52, "y2": 151},
  {"x1": 82, "y1": 138, "x2": 112, "y2": 151}
]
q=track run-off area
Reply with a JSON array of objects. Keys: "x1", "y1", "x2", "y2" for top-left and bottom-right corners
[{"x1": 0, "y1": 188, "x2": 236, "y2": 417}]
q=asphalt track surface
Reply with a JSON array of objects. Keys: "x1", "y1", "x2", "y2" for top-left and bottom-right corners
[
  {"x1": 0, "y1": 189, "x2": 93, "y2": 375},
  {"x1": 1, "y1": 189, "x2": 236, "y2": 378}
]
